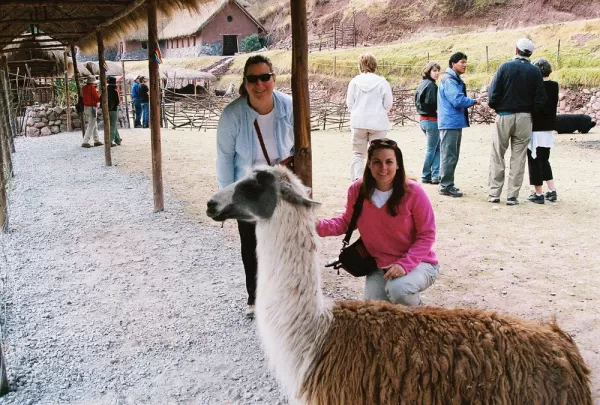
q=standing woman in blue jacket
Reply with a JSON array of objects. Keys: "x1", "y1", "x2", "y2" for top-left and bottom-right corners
[
  {"x1": 437, "y1": 52, "x2": 480, "y2": 198},
  {"x1": 216, "y1": 55, "x2": 294, "y2": 319},
  {"x1": 415, "y1": 62, "x2": 441, "y2": 185}
]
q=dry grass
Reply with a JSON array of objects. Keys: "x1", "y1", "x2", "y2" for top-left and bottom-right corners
[{"x1": 110, "y1": 123, "x2": 600, "y2": 404}]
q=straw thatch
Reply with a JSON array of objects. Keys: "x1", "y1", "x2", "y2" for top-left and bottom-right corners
[
  {"x1": 84, "y1": 61, "x2": 124, "y2": 77},
  {"x1": 0, "y1": 0, "x2": 208, "y2": 54},
  {"x1": 4, "y1": 35, "x2": 65, "y2": 77},
  {"x1": 125, "y1": 66, "x2": 216, "y2": 89},
  {"x1": 123, "y1": 0, "x2": 264, "y2": 41}
]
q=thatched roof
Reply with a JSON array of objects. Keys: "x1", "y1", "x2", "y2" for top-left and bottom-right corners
[
  {"x1": 4, "y1": 35, "x2": 65, "y2": 77},
  {"x1": 124, "y1": 0, "x2": 264, "y2": 41},
  {"x1": 84, "y1": 60, "x2": 124, "y2": 76},
  {"x1": 125, "y1": 66, "x2": 216, "y2": 88},
  {"x1": 0, "y1": 0, "x2": 206, "y2": 53}
]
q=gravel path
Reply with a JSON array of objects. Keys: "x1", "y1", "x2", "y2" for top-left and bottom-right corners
[{"x1": 0, "y1": 132, "x2": 284, "y2": 404}]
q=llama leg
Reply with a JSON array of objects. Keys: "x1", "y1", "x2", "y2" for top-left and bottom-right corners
[
  {"x1": 385, "y1": 263, "x2": 439, "y2": 306},
  {"x1": 363, "y1": 269, "x2": 391, "y2": 301}
]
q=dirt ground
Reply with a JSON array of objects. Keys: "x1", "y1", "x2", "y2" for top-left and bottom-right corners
[{"x1": 112, "y1": 123, "x2": 600, "y2": 401}]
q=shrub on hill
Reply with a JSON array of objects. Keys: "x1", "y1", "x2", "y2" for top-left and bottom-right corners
[{"x1": 241, "y1": 34, "x2": 262, "y2": 53}]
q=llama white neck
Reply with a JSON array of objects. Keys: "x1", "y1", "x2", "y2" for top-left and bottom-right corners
[{"x1": 254, "y1": 201, "x2": 332, "y2": 400}]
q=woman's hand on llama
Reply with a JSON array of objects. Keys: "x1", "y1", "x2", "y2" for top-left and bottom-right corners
[{"x1": 382, "y1": 263, "x2": 406, "y2": 280}]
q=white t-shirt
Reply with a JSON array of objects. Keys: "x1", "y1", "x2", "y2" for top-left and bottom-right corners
[
  {"x1": 253, "y1": 109, "x2": 279, "y2": 165},
  {"x1": 371, "y1": 188, "x2": 392, "y2": 208}
]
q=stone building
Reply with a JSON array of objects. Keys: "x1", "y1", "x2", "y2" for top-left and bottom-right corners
[{"x1": 120, "y1": 0, "x2": 265, "y2": 59}]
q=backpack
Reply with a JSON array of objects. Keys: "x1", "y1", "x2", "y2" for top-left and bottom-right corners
[{"x1": 75, "y1": 95, "x2": 84, "y2": 114}]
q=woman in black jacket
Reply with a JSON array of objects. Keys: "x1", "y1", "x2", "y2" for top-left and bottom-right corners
[
  {"x1": 527, "y1": 58, "x2": 559, "y2": 204},
  {"x1": 107, "y1": 76, "x2": 122, "y2": 146},
  {"x1": 415, "y1": 62, "x2": 441, "y2": 184}
]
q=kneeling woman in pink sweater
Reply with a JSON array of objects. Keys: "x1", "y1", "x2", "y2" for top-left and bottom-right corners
[{"x1": 317, "y1": 138, "x2": 439, "y2": 306}]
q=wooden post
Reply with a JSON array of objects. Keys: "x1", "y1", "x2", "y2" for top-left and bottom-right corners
[
  {"x1": 556, "y1": 39, "x2": 561, "y2": 69},
  {"x1": 486, "y1": 45, "x2": 489, "y2": 73},
  {"x1": 121, "y1": 59, "x2": 130, "y2": 128},
  {"x1": 333, "y1": 56, "x2": 336, "y2": 77},
  {"x1": 1, "y1": 56, "x2": 16, "y2": 153},
  {"x1": 427, "y1": 52, "x2": 430, "y2": 62},
  {"x1": 0, "y1": 72, "x2": 13, "y2": 178},
  {"x1": 319, "y1": 34, "x2": 322, "y2": 52},
  {"x1": 290, "y1": 0, "x2": 312, "y2": 191},
  {"x1": 353, "y1": 12, "x2": 356, "y2": 47},
  {"x1": 0, "y1": 98, "x2": 8, "y2": 232},
  {"x1": 63, "y1": 49, "x2": 72, "y2": 131},
  {"x1": 0, "y1": 342, "x2": 8, "y2": 394},
  {"x1": 333, "y1": 21, "x2": 337, "y2": 50},
  {"x1": 97, "y1": 30, "x2": 112, "y2": 166},
  {"x1": 70, "y1": 45, "x2": 85, "y2": 138},
  {"x1": 148, "y1": 0, "x2": 164, "y2": 212}
]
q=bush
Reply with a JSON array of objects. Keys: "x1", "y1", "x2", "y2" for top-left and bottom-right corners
[
  {"x1": 240, "y1": 34, "x2": 262, "y2": 53},
  {"x1": 200, "y1": 41, "x2": 223, "y2": 56}
]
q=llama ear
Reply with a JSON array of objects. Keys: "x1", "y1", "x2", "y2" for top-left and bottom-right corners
[{"x1": 279, "y1": 181, "x2": 321, "y2": 208}]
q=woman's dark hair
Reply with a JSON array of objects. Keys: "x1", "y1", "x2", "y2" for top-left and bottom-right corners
[
  {"x1": 421, "y1": 61, "x2": 441, "y2": 79},
  {"x1": 238, "y1": 55, "x2": 274, "y2": 97},
  {"x1": 448, "y1": 52, "x2": 467, "y2": 68},
  {"x1": 360, "y1": 139, "x2": 407, "y2": 216},
  {"x1": 532, "y1": 58, "x2": 552, "y2": 77}
]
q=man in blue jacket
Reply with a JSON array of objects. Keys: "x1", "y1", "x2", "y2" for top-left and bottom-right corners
[
  {"x1": 131, "y1": 76, "x2": 142, "y2": 128},
  {"x1": 437, "y1": 52, "x2": 480, "y2": 197},
  {"x1": 487, "y1": 38, "x2": 547, "y2": 205}
]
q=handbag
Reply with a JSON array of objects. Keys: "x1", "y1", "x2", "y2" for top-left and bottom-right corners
[
  {"x1": 254, "y1": 120, "x2": 294, "y2": 172},
  {"x1": 325, "y1": 192, "x2": 378, "y2": 277}
]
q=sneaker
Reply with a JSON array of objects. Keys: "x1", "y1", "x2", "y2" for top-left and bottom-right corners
[
  {"x1": 545, "y1": 190, "x2": 557, "y2": 202},
  {"x1": 111, "y1": 143, "x2": 117, "y2": 147},
  {"x1": 431, "y1": 178, "x2": 440, "y2": 185},
  {"x1": 439, "y1": 186, "x2": 463, "y2": 197},
  {"x1": 93, "y1": 141, "x2": 103, "y2": 147},
  {"x1": 488, "y1": 196, "x2": 500, "y2": 203},
  {"x1": 527, "y1": 193, "x2": 545, "y2": 204},
  {"x1": 421, "y1": 178, "x2": 432, "y2": 184},
  {"x1": 134, "y1": 125, "x2": 143, "y2": 128},
  {"x1": 506, "y1": 197, "x2": 519, "y2": 206},
  {"x1": 81, "y1": 143, "x2": 92, "y2": 148},
  {"x1": 245, "y1": 305, "x2": 255, "y2": 319}
]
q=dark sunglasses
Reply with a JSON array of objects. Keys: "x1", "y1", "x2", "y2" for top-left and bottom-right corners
[
  {"x1": 370, "y1": 138, "x2": 397, "y2": 148},
  {"x1": 245, "y1": 73, "x2": 274, "y2": 84}
]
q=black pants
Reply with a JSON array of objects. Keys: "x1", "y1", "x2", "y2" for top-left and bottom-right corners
[
  {"x1": 527, "y1": 147, "x2": 553, "y2": 186},
  {"x1": 237, "y1": 220, "x2": 257, "y2": 306}
]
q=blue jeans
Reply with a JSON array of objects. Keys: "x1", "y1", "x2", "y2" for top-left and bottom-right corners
[
  {"x1": 420, "y1": 120, "x2": 440, "y2": 181},
  {"x1": 439, "y1": 129, "x2": 462, "y2": 189},
  {"x1": 141, "y1": 102, "x2": 149, "y2": 128},
  {"x1": 133, "y1": 99, "x2": 142, "y2": 127}
]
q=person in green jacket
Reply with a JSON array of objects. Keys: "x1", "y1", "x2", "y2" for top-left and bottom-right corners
[{"x1": 107, "y1": 76, "x2": 122, "y2": 146}]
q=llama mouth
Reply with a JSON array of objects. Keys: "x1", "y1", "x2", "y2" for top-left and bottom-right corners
[{"x1": 206, "y1": 204, "x2": 254, "y2": 222}]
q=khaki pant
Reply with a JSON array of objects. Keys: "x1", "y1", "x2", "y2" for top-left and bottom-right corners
[
  {"x1": 82, "y1": 106, "x2": 99, "y2": 144},
  {"x1": 488, "y1": 113, "x2": 532, "y2": 199},
  {"x1": 350, "y1": 127, "x2": 387, "y2": 181}
]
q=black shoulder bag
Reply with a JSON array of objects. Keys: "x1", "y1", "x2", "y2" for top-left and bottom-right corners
[
  {"x1": 325, "y1": 192, "x2": 378, "y2": 277},
  {"x1": 254, "y1": 120, "x2": 294, "y2": 172}
]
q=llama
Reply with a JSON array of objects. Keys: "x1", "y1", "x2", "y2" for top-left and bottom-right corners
[
  {"x1": 214, "y1": 82, "x2": 235, "y2": 97},
  {"x1": 206, "y1": 165, "x2": 592, "y2": 405}
]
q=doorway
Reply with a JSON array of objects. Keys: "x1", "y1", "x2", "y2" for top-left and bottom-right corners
[{"x1": 222, "y1": 35, "x2": 238, "y2": 56}]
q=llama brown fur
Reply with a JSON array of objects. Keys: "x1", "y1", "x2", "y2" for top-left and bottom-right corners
[{"x1": 302, "y1": 300, "x2": 592, "y2": 405}]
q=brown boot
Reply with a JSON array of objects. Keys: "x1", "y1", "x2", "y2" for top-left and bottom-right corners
[{"x1": 93, "y1": 141, "x2": 103, "y2": 147}]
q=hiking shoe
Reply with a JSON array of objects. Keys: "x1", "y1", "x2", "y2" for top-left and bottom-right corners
[
  {"x1": 431, "y1": 178, "x2": 440, "y2": 185},
  {"x1": 527, "y1": 193, "x2": 545, "y2": 204},
  {"x1": 488, "y1": 196, "x2": 500, "y2": 203},
  {"x1": 245, "y1": 305, "x2": 255, "y2": 319},
  {"x1": 93, "y1": 141, "x2": 103, "y2": 147},
  {"x1": 439, "y1": 186, "x2": 463, "y2": 197},
  {"x1": 545, "y1": 190, "x2": 557, "y2": 202},
  {"x1": 506, "y1": 197, "x2": 519, "y2": 206},
  {"x1": 111, "y1": 143, "x2": 117, "y2": 147},
  {"x1": 421, "y1": 178, "x2": 432, "y2": 184},
  {"x1": 81, "y1": 143, "x2": 92, "y2": 148}
]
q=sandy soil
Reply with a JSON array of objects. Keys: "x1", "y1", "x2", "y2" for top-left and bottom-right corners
[{"x1": 113, "y1": 123, "x2": 600, "y2": 401}]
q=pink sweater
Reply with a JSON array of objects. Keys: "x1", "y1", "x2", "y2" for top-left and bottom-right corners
[{"x1": 317, "y1": 180, "x2": 438, "y2": 273}]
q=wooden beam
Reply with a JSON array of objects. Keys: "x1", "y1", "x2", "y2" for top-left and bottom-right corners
[
  {"x1": 71, "y1": 44, "x2": 84, "y2": 138},
  {"x1": 0, "y1": 0, "x2": 130, "y2": 5},
  {"x1": 148, "y1": 0, "x2": 163, "y2": 212},
  {"x1": 1, "y1": 56, "x2": 16, "y2": 153},
  {"x1": 96, "y1": 30, "x2": 111, "y2": 166},
  {"x1": 0, "y1": 33, "x2": 83, "y2": 39},
  {"x1": 0, "y1": 17, "x2": 98, "y2": 24},
  {"x1": 63, "y1": 48, "x2": 71, "y2": 131},
  {"x1": 290, "y1": 0, "x2": 312, "y2": 191},
  {"x1": 0, "y1": 46, "x2": 66, "y2": 53},
  {"x1": 0, "y1": 38, "x2": 67, "y2": 46}
]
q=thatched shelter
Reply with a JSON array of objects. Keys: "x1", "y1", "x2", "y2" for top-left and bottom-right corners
[
  {"x1": 125, "y1": 66, "x2": 215, "y2": 89},
  {"x1": 84, "y1": 60, "x2": 124, "y2": 77},
  {"x1": 4, "y1": 35, "x2": 65, "y2": 77}
]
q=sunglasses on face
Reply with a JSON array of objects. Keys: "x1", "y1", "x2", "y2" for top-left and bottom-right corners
[{"x1": 245, "y1": 73, "x2": 274, "y2": 84}]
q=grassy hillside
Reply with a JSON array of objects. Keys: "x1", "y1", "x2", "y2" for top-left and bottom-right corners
[{"x1": 153, "y1": 18, "x2": 600, "y2": 90}]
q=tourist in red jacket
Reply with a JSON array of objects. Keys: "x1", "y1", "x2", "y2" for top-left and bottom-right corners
[{"x1": 81, "y1": 76, "x2": 102, "y2": 148}]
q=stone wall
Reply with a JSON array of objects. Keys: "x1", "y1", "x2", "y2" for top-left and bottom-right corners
[
  {"x1": 559, "y1": 88, "x2": 600, "y2": 121},
  {"x1": 22, "y1": 104, "x2": 81, "y2": 137}
]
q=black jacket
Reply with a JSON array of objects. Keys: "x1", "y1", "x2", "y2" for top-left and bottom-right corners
[
  {"x1": 415, "y1": 78, "x2": 437, "y2": 117},
  {"x1": 532, "y1": 80, "x2": 559, "y2": 132},
  {"x1": 488, "y1": 58, "x2": 547, "y2": 113},
  {"x1": 138, "y1": 83, "x2": 149, "y2": 103},
  {"x1": 107, "y1": 85, "x2": 120, "y2": 111}
]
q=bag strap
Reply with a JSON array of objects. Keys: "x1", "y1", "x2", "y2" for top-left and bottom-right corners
[
  {"x1": 254, "y1": 120, "x2": 271, "y2": 166},
  {"x1": 342, "y1": 191, "x2": 365, "y2": 247}
]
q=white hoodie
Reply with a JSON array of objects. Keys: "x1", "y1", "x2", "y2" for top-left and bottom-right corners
[{"x1": 346, "y1": 72, "x2": 393, "y2": 131}]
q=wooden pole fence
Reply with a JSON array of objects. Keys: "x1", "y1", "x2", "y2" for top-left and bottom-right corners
[
  {"x1": 97, "y1": 30, "x2": 112, "y2": 166},
  {"x1": 70, "y1": 45, "x2": 85, "y2": 138},
  {"x1": 63, "y1": 49, "x2": 72, "y2": 132}
]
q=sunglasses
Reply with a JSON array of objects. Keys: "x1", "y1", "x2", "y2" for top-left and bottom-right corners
[
  {"x1": 245, "y1": 73, "x2": 274, "y2": 84},
  {"x1": 370, "y1": 138, "x2": 397, "y2": 148}
]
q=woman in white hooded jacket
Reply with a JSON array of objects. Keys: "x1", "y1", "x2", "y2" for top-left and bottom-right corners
[{"x1": 346, "y1": 53, "x2": 394, "y2": 180}]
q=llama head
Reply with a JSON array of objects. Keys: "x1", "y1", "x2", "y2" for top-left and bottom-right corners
[{"x1": 206, "y1": 165, "x2": 319, "y2": 223}]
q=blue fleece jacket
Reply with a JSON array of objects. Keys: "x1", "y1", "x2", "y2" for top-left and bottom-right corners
[
  {"x1": 437, "y1": 68, "x2": 476, "y2": 130},
  {"x1": 216, "y1": 90, "x2": 294, "y2": 188}
]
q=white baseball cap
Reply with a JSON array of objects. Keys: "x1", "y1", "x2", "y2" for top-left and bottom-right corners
[{"x1": 516, "y1": 38, "x2": 535, "y2": 53}]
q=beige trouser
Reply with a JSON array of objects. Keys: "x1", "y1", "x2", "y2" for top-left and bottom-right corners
[
  {"x1": 488, "y1": 113, "x2": 532, "y2": 199},
  {"x1": 350, "y1": 127, "x2": 387, "y2": 181},
  {"x1": 82, "y1": 106, "x2": 100, "y2": 144}
]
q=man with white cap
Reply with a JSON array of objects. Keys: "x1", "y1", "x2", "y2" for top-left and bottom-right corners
[
  {"x1": 81, "y1": 76, "x2": 103, "y2": 148},
  {"x1": 487, "y1": 37, "x2": 547, "y2": 205}
]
